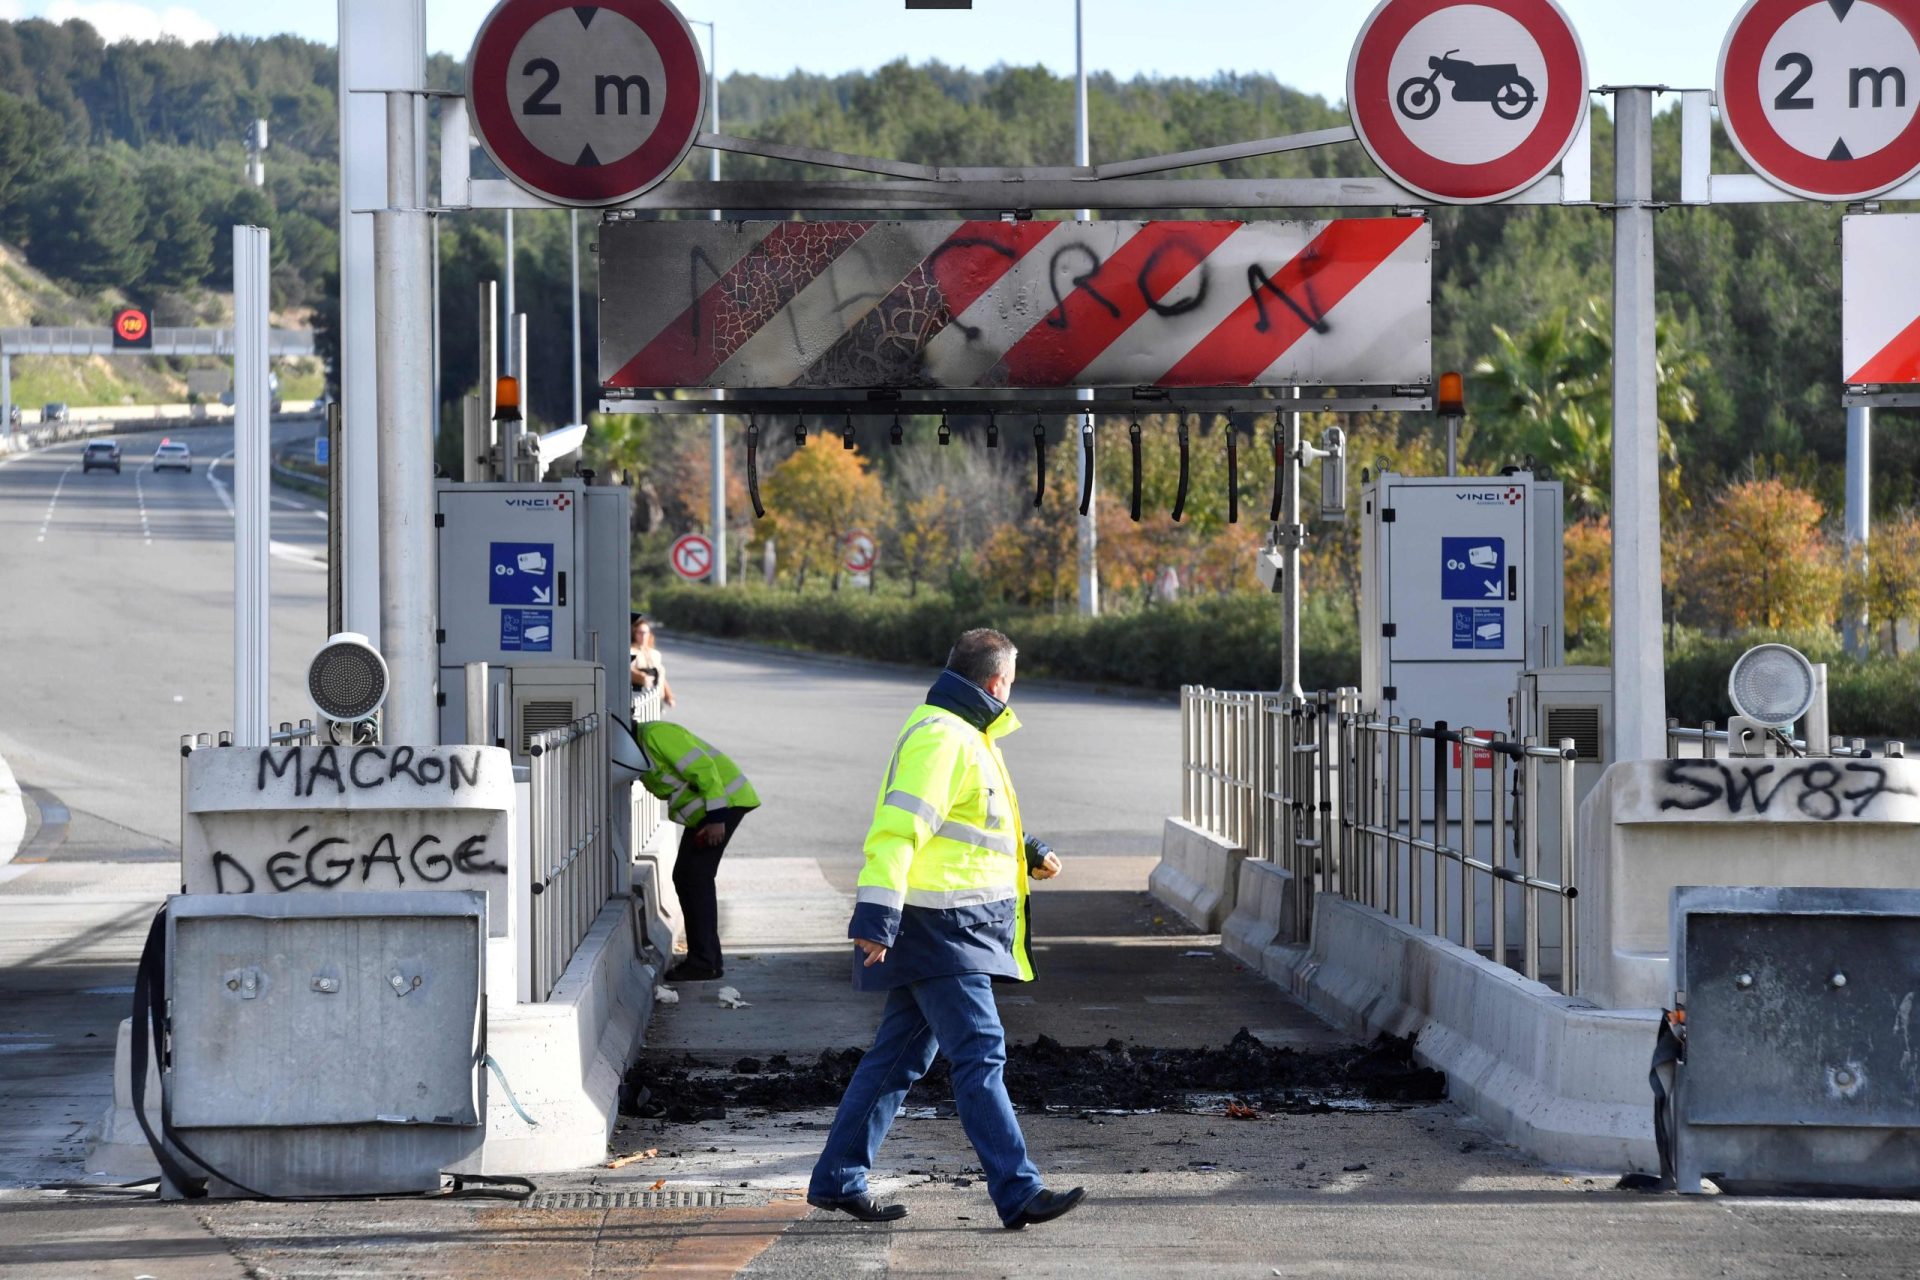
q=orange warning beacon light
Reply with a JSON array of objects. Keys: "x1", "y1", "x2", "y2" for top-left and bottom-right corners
[
  {"x1": 1437, "y1": 370, "x2": 1466, "y2": 418},
  {"x1": 494, "y1": 375, "x2": 522, "y2": 421}
]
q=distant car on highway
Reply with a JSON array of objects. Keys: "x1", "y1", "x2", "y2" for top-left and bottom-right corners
[
  {"x1": 152, "y1": 440, "x2": 192, "y2": 473},
  {"x1": 81, "y1": 440, "x2": 121, "y2": 474},
  {"x1": 42, "y1": 402, "x2": 69, "y2": 424}
]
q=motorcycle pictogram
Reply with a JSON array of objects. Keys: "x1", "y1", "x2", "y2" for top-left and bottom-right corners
[{"x1": 1397, "y1": 50, "x2": 1538, "y2": 122}]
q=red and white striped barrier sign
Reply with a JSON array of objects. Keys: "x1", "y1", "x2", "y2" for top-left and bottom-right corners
[
  {"x1": 598, "y1": 218, "x2": 1431, "y2": 391},
  {"x1": 1844, "y1": 212, "x2": 1920, "y2": 385}
]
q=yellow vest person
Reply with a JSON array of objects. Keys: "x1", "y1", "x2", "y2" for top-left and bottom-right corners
[
  {"x1": 623, "y1": 719, "x2": 758, "y2": 983},
  {"x1": 808, "y1": 628, "x2": 1086, "y2": 1231}
]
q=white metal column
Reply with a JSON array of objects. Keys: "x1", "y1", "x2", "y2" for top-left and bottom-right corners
[
  {"x1": 233, "y1": 226, "x2": 272, "y2": 747},
  {"x1": 693, "y1": 17, "x2": 727, "y2": 585},
  {"x1": 1845, "y1": 405, "x2": 1873, "y2": 657},
  {"x1": 337, "y1": 0, "x2": 424, "y2": 641},
  {"x1": 570, "y1": 209, "x2": 583, "y2": 428},
  {"x1": 1074, "y1": 0, "x2": 1097, "y2": 615},
  {"x1": 375, "y1": 91, "x2": 439, "y2": 745},
  {"x1": 1609, "y1": 88, "x2": 1666, "y2": 761}
]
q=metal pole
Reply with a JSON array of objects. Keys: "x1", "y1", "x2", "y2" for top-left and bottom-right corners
[
  {"x1": 233, "y1": 225, "x2": 272, "y2": 748},
  {"x1": 472, "y1": 279, "x2": 496, "y2": 482},
  {"x1": 570, "y1": 209, "x2": 583, "y2": 429},
  {"x1": 1845, "y1": 405, "x2": 1872, "y2": 657},
  {"x1": 375, "y1": 90, "x2": 439, "y2": 745},
  {"x1": 431, "y1": 213, "x2": 441, "y2": 450},
  {"x1": 2, "y1": 352, "x2": 10, "y2": 440},
  {"x1": 1280, "y1": 396, "x2": 1303, "y2": 700},
  {"x1": 326, "y1": 400, "x2": 343, "y2": 634},
  {"x1": 338, "y1": 0, "x2": 425, "y2": 643},
  {"x1": 692, "y1": 17, "x2": 728, "y2": 585},
  {"x1": 1609, "y1": 88, "x2": 1666, "y2": 762},
  {"x1": 515, "y1": 311, "x2": 530, "y2": 478},
  {"x1": 1074, "y1": 0, "x2": 1097, "y2": 615},
  {"x1": 503, "y1": 209, "x2": 516, "y2": 375}
]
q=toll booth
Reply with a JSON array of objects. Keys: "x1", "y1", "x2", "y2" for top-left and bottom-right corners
[{"x1": 434, "y1": 479, "x2": 631, "y2": 758}]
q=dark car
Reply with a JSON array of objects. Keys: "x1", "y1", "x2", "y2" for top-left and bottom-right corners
[
  {"x1": 42, "y1": 402, "x2": 69, "y2": 425},
  {"x1": 81, "y1": 440, "x2": 121, "y2": 474}
]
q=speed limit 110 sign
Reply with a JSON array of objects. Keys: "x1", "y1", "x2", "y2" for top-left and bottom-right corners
[{"x1": 466, "y1": 0, "x2": 708, "y2": 207}]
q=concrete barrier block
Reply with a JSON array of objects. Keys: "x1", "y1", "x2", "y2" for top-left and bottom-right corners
[
  {"x1": 1273, "y1": 893, "x2": 1660, "y2": 1174},
  {"x1": 1220, "y1": 858, "x2": 1299, "y2": 970},
  {"x1": 1148, "y1": 817, "x2": 1248, "y2": 931}
]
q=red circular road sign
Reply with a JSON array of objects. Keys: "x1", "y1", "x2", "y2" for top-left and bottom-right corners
[
  {"x1": 669, "y1": 532, "x2": 713, "y2": 581},
  {"x1": 1718, "y1": 0, "x2": 1920, "y2": 201},
  {"x1": 842, "y1": 530, "x2": 876, "y2": 575},
  {"x1": 466, "y1": 0, "x2": 706, "y2": 207},
  {"x1": 1347, "y1": 0, "x2": 1589, "y2": 204},
  {"x1": 113, "y1": 307, "x2": 150, "y2": 342}
]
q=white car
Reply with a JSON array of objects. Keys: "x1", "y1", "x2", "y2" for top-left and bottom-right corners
[{"x1": 153, "y1": 441, "x2": 193, "y2": 473}]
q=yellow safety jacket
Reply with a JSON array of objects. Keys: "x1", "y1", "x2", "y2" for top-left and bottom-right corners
[
  {"x1": 848, "y1": 669, "x2": 1039, "y2": 991},
  {"x1": 630, "y1": 720, "x2": 759, "y2": 826}
]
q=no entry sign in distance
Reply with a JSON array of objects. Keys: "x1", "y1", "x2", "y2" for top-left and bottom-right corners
[
  {"x1": 669, "y1": 532, "x2": 714, "y2": 581},
  {"x1": 1347, "y1": 0, "x2": 1589, "y2": 204},
  {"x1": 466, "y1": 0, "x2": 707, "y2": 206},
  {"x1": 1718, "y1": 0, "x2": 1920, "y2": 201}
]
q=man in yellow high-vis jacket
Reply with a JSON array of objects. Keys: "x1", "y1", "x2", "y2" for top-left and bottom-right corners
[
  {"x1": 808, "y1": 628, "x2": 1086, "y2": 1230},
  {"x1": 623, "y1": 719, "x2": 759, "y2": 983}
]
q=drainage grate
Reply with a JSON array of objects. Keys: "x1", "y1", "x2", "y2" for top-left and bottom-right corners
[{"x1": 527, "y1": 1189, "x2": 746, "y2": 1211}]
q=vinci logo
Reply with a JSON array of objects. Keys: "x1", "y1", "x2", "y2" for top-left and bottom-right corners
[
  {"x1": 504, "y1": 494, "x2": 572, "y2": 511},
  {"x1": 1453, "y1": 488, "x2": 1525, "y2": 506}
]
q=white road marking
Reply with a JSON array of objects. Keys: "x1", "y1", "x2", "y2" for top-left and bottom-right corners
[
  {"x1": 207, "y1": 450, "x2": 236, "y2": 516},
  {"x1": 35, "y1": 463, "x2": 75, "y2": 542},
  {"x1": 134, "y1": 461, "x2": 152, "y2": 544},
  {"x1": 209, "y1": 450, "x2": 327, "y2": 567}
]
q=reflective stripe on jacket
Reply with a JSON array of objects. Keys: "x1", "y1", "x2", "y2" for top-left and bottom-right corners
[
  {"x1": 848, "y1": 670, "x2": 1033, "y2": 991},
  {"x1": 631, "y1": 721, "x2": 759, "y2": 826}
]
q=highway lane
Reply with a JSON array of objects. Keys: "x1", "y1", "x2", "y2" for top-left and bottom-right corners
[{"x1": 0, "y1": 419, "x2": 330, "y2": 1185}]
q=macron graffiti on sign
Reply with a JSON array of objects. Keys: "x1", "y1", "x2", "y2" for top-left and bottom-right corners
[{"x1": 183, "y1": 744, "x2": 517, "y2": 935}]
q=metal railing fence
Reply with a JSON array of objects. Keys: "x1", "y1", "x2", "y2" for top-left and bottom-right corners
[
  {"x1": 1665, "y1": 719, "x2": 1904, "y2": 760},
  {"x1": 1179, "y1": 685, "x2": 1583, "y2": 995},
  {"x1": 630, "y1": 686, "x2": 667, "y2": 847},
  {"x1": 528, "y1": 711, "x2": 610, "y2": 1001}
]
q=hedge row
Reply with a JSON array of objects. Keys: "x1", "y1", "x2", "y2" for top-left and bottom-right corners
[
  {"x1": 643, "y1": 585, "x2": 1361, "y2": 694},
  {"x1": 648, "y1": 587, "x2": 1920, "y2": 737}
]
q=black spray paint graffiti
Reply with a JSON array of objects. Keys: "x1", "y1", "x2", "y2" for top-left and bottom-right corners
[
  {"x1": 1658, "y1": 759, "x2": 1918, "y2": 822},
  {"x1": 208, "y1": 824, "x2": 505, "y2": 895},
  {"x1": 1045, "y1": 243, "x2": 1124, "y2": 330},
  {"x1": 255, "y1": 747, "x2": 485, "y2": 798},
  {"x1": 1249, "y1": 249, "x2": 1332, "y2": 335}
]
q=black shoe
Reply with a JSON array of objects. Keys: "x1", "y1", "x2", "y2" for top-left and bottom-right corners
[
  {"x1": 1005, "y1": 1187, "x2": 1086, "y2": 1230},
  {"x1": 664, "y1": 960, "x2": 724, "y2": 983},
  {"x1": 807, "y1": 1192, "x2": 908, "y2": 1222}
]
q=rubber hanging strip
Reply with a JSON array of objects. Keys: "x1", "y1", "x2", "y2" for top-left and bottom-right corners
[
  {"x1": 890, "y1": 413, "x2": 903, "y2": 446},
  {"x1": 795, "y1": 417, "x2": 808, "y2": 447},
  {"x1": 1033, "y1": 418, "x2": 1048, "y2": 508},
  {"x1": 1269, "y1": 415, "x2": 1284, "y2": 522},
  {"x1": 938, "y1": 411, "x2": 951, "y2": 446},
  {"x1": 1226, "y1": 418, "x2": 1239, "y2": 524},
  {"x1": 842, "y1": 413, "x2": 855, "y2": 450},
  {"x1": 747, "y1": 416, "x2": 765, "y2": 519},
  {"x1": 1129, "y1": 419, "x2": 1143, "y2": 522},
  {"x1": 986, "y1": 414, "x2": 999, "y2": 448},
  {"x1": 1078, "y1": 415, "x2": 1095, "y2": 517},
  {"x1": 1171, "y1": 414, "x2": 1191, "y2": 523}
]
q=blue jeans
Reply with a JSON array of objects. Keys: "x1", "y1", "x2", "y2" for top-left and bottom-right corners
[{"x1": 809, "y1": 972, "x2": 1045, "y2": 1225}]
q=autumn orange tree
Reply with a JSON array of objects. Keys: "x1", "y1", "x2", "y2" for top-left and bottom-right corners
[
  {"x1": 1563, "y1": 515, "x2": 1611, "y2": 647},
  {"x1": 1685, "y1": 478, "x2": 1840, "y2": 633},
  {"x1": 1860, "y1": 511, "x2": 1920, "y2": 654},
  {"x1": 763, "y1": 442, "x2": 884, "y2": 591}
]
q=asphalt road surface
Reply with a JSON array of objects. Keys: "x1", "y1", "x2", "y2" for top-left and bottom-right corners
[{"x1": 0, "y1": 419, "x2": 328, "y2": 1185}]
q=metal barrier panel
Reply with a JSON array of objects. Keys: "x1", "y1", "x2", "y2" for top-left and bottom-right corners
[
  {"x1": 527, "y1": 712, "x2": 610, "y2": 1001},
  {"x1": 630, "y1": 688, "x2": 667, "y2": 848}
]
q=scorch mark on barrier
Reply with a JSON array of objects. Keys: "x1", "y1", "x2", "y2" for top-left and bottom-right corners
[{"x1": 1658, "y1": 759, "x2": 1917, "y2": 821}]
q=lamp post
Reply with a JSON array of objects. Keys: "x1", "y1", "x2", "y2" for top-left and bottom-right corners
[
  {"x1": 688, "y1": 17, "x2": 727, "y2": 586},
  {"x1": 1074, "y1": 0, "x2": 1098, "y2": 616}
]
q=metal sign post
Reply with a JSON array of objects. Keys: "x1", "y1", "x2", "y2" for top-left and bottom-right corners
[{"x1": 233, "y1": 226, "x2": 272, "y2": 748}]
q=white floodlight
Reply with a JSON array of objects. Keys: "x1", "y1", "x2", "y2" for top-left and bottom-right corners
[
  {"x1": 1727, "y1": 643, "x2": 1817, "y2": 730},
  {"x1": 308, "y1": 632, "x2": 389, "y2": 725}
]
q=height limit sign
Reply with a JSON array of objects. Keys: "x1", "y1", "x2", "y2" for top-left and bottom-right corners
[
  {"x1": 466, "y1": 0, "x2": 707, "y2": 206},
  {"x1": 1719, "y1": 0, "x2": 1920, "y2": 200}
]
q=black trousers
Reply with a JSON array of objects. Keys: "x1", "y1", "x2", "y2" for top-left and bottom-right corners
[{"x1": 673, "y1": 809, "x2": 746, "y2": 970}]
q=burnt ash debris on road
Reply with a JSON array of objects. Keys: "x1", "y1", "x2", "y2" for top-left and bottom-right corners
[{"x1": 621, "y1": 1028, "x2": 1445, "y2": 1122}]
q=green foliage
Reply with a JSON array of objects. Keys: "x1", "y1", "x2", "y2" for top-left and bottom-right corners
[
  {"x1": 1662, "y1": 629, "x2": 1920, "y2": 740},
  {"x1": 642, "y1": 585, "x2": 1359, "y2": 694},
  {"x1": 26, "y1": 154, "x2": 151, "y2": 286}
]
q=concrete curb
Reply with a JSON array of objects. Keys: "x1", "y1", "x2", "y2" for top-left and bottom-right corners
[
  {"x1": 1223, "y1": 884, "x2": 1661, "y2": 1174},
  {"x1": 0, "y1": 750, "x2": 23, "y2": 869},
  {"x1": 1148, "y1": 816, "x2": 1248, "y2": 930}
]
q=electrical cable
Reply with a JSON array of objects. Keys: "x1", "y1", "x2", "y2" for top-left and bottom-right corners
[
  {"x1": 1128, "y1": 419, "x2": 1142, "y2": 522},
  {"x1": 1078, "y1": 416, "x2": 1095, "y2": 518},
  {"x1": 1269, "y1": 415, "x2": 1284, "y2": 522},
  {"x1": 1171, "y1": 414, "x2": 1190, "y2": 523},
  {"x1": 1033, "y1": 418, "x2": 1047, "y2": 508},
  {"x1": 747, "y1": 417, "x2": 764, "y2": 518},
  {"x1": 1226, "y1": 419, "x2": 1239, "y2": 524}
]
